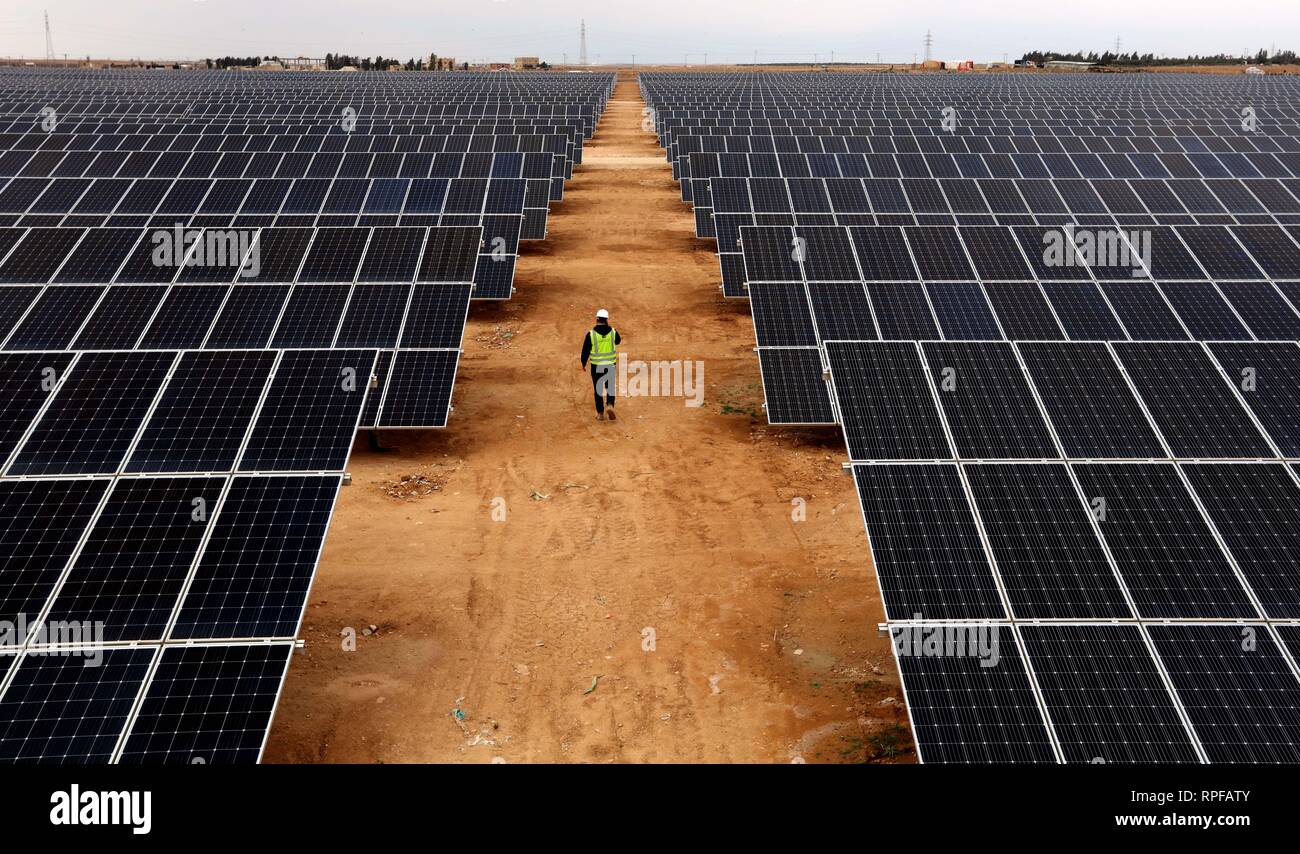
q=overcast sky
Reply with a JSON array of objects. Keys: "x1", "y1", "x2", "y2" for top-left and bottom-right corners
[{"x1": 3, "y1": 0, "x2": 1295, "y2": 64}]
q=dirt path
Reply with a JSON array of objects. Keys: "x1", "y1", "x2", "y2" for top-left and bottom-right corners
[{"x1": 264, "y1": 76, "x2": 911, "y2": 764}]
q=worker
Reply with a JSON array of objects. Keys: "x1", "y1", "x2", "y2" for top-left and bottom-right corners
[{"x1": 579, "y1": 308, "x2": 622, "y2": 420}]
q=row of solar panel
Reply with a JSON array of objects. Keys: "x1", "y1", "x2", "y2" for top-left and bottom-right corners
[
  {"x1": 0, "y1": 175, "x2": 548, "y2": 219},
  {"x1": 661, "y1": 125, "x2": 1300, "y2": 154},
  {"x1": 1, "y1": 103, "x2": 604, "y2": 132},
  {"x1": 666, "y1": 129, "x2": 1300, "y2": 158},
  {"x1": 675, "y1": 146, "x2": 1300, "y2": 188},
  {"x1": 0, "y1": 280, "x2": 470, "y2": 349},
  {"x1": 0, "y1": 348, "x2": 381, "y2": 476},
  {"x1": 826, "y1": 339, "x2": 1299, "y2": 459},
  {"x1": 751, "y1": 277, "x2": 1300, "y2": 352},
  {"x1": 0, "y1": 226, "x2": 519, "y2": 293},
  {"x1": 0, "y1": 640, "x2": 295, "y2": 764},
  {"x1": 735, "y1": 224, "x2": 1300, "y2": 292},
  {"x1": 0, "y1": 136, "x2": 576, "y2": 181},
  {"x1": 0, "y1": 147, "x2": 561, "y2": 182},
  {"x1": 698, "y1": 179, "x2": 1300, "y2": 237},
  {"x1": 891, "y1": 621, "x2": 1300, "y2": 764},
  {"x1": 855, "y1": 457, "x2": 1300, "y2": 623},
  {"x1": 0, "y1": 470, "x2": 342, "y2": 645},
  {"x1": 2, "y1": 113, "x2": 597, "y2": 139}
]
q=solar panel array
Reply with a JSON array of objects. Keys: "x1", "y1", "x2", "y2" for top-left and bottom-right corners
[
  {"x1": 0, "y1": 67, "x2": 614, "y2": 764},
  {"x1": 645, "y1": 71, "x2": 1300, "y2": 763}
]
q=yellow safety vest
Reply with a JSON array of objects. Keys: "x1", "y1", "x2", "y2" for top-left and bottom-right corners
[{"x1": 589, "y1": 328, "x2": 618, "y2": 366}]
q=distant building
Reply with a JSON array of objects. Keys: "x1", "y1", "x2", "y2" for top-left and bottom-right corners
[
  {"x1": 430, "y1": 56, "x2": 456, "y2": 71},
  {"x1": 1043, "y1": 60, "x2": 1096, "y2": 69},
  {"x1": 514, "y1": 56, "x2": 541, "y2": 70},
  {"x1": 938, "y1": 59, "x2": 974, "y2": 71}
]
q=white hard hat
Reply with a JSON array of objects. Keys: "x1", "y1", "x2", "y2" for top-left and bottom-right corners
[{"x1": 596, "y1": 308, "x2": 609, "y2": 319}]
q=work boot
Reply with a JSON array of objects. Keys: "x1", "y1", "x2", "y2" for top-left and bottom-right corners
[
  {"x1": 596, "y1": 411, "x2": 604, "y2": 421},
  {"x1": 607, "y1": 408, "x2": 616, "y2": 421}
]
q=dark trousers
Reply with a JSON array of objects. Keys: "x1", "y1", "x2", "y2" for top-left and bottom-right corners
[{"x1": 590, "y1": 363, "x2": 616, "y2": 413}]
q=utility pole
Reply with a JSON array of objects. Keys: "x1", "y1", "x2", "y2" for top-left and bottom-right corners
[
  {"x1": 579, "y1": 19, "x2": 588, "y2": 66},
  {"x1": 44, "y1": 10, "x2": 55, "y2": 61},
  {"x1": 1115, "y1": 36, "x2": 1122, "y2": 54},
  {"x1": 923, "y1": 29, "x2": 933, "y2": 63}
]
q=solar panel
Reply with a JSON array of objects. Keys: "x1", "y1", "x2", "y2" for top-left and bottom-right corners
[
  {"x1": 116, "y1": 642, "x2": 294, "y2": 764},
  {"x1": 334, "y1": 283, "x2": 409, "y2": 347},
  {"x1": 1072, "y1": 462, "x2": 1255, "y2": 619},
  {"x1": 6, "y1": 351, "x2": 175, "y2": 476},
  {"x1": 1156, "y1": 282, "x2": 1251, "y2": 340},
  {"x1": 296, "y1": 228, "x2": 368, "y2": 282},
  {"x1": 3, "y1": 286, "x2": 105, "y2": 351},
  {"x1": 356, "y1": 227, "x2": 424, "y2": 282},
  {"x1": 126, "y1": 350, "x2": 276, "y2": 474},
  {"x1": 1206, "y1": 343, "x2": 1300, "y2": 458},
  {"x1": 891, "y1": 624, "x2": 1056, "y2": 764},
  {"x1": 0, "y1": 478, "x2": 110, "y2": 631},
  {"x1": 921, "y1": 342, "x2": 1057, "y2": 459},
  {"x1": 1016, "y1": 342, "x2": 1165, "y2": 458},
  {"x1": 965, "y1": 463, "x2": 1129, "y2": 619},
  {"x1": 867, "y1": 282, "x2": 940, "y2": 339},
  {"x1": 417, "y1": 226, "x2": 479, "y2": 283},
  {"x1": 825, "y1": 341, "x2": 950, "y2": 461},
  {"x1": 238, "y1": 349, "x2": 376, "y2": 472},
  {"x1": 980, "y1": 282, "x2": 1063, "y2": 340},
  {"x1": 925, "y1": 283, "x2": 1003, "y2": 340},
  {"x1": 755, "y1": 347, "x2": 834, "y2": 425},
  {"x1": 172, "y1": 474, "x2": 341, "y2": 639},
  {"x1": 1098, "y1": 281, "x2": 1189, "y2": 340},
  {"x1": 852, "y1": 464, "x2": 1003, "y2": 620},
  {"x1": 375, "y1": 349, "x2": 459, "y2": 428},
  {"x1": 137, "y1": 285, "x2": 228, "y2": 349},
  {"x1": 907, "y1": 227, "x2": 976, "y2": 280},
  {"x1": 70, "y1": 285, "x2": 166, "y2": 350},
  {"x1": 1182, "y1": 462, "x2": 1300, "y2": 620},
  {"x1": 203, "y1": 285, "x2": 289, "y2": 348},
  {"x1": 748, "y1": 282, "x2": 818, "y2": 347},
  {"x1": 397, "y1": 284, "x2": 471, "y2": 349},
  {"x1": 1040, "y1": 282, "x2": 1126, "y2": 339},
  {"x1": 1147, "y1": 624, "x2": 1300, "y2": 764},
  {"x1": 0, "y1": 647, "x2": 155, "y2": 763},
  {"x1": 1018, "y1": 625, "x2": 1199, "y2": 764},
  {"x1": 269, "y1": 285, "x2": 351, "y2": 348},
  {"x1": 1113, "y1": 342, "x2": 1273, "y2": 458},
  {"x1": 41, "y1": 475, "x2": 226, "y2": 643}
]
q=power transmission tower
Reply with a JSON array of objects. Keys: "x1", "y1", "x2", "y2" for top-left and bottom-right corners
[
  {"x1": 44, "y1": 10, "x2": 55, "y2": 61},
  {"x1": 579, "y1": 19, "x2": 588, "y2": 66},
  {"x1": 923, "y1": 29, "x2": 932, "y2": 63},
  {"x1": 1115, "y1": 36, "x2": 1122, "y2": 54}
]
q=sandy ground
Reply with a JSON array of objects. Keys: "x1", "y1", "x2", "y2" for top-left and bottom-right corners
[{"x1": 263, "y1": 77, "x2": 911, "y2": 764}]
